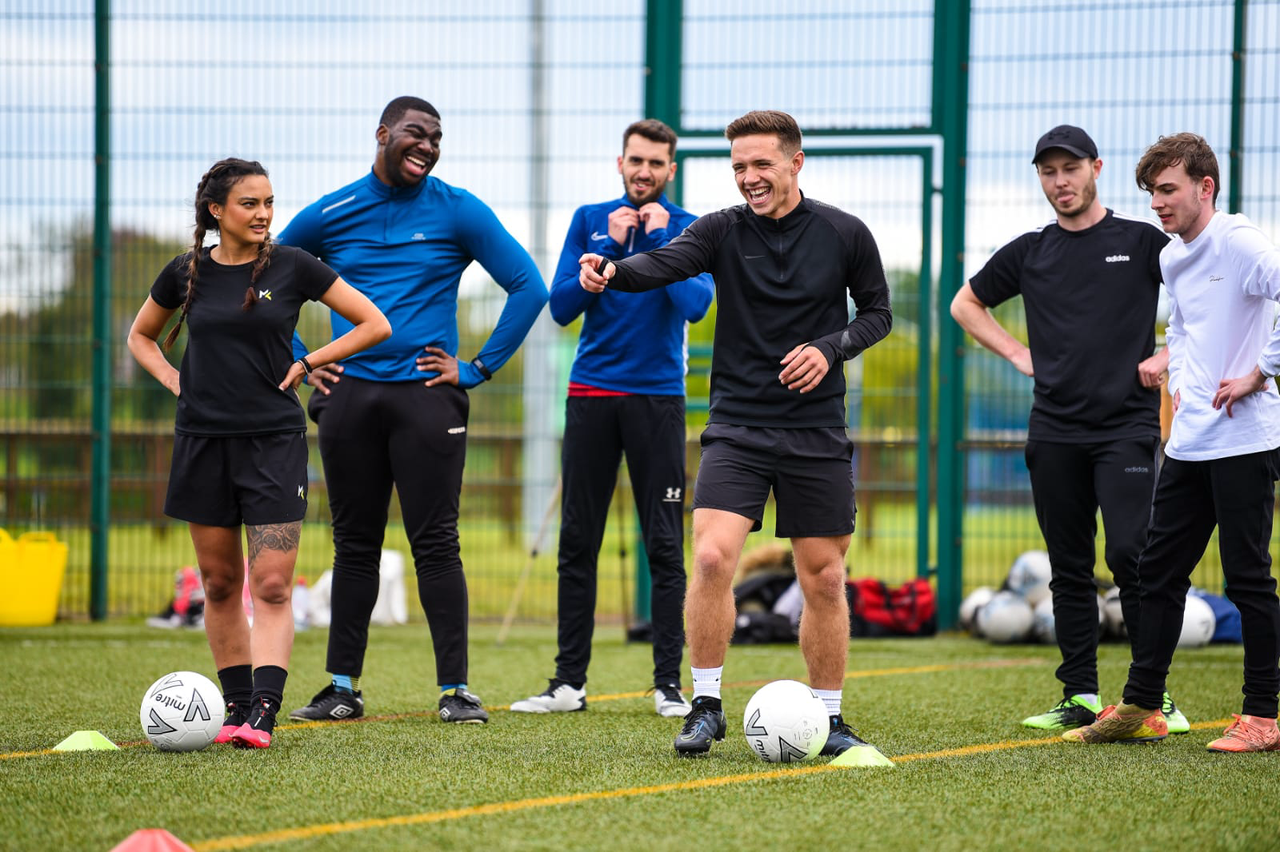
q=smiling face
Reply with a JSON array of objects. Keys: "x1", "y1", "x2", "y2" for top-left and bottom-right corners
[
  {"x1": 374, "y1": 108, "x2": 442, "y2": 188},
  {"x1": 1035, "y1": 151, "x2": 1101, "y2": 221},
  {"x1": 730, "y1": 133, "x2": 803, "y2": 219},
  {"x1": 209, "y1": 174, "x2": 273, "y2": 251},
  {"x1": 618, "y1": 134, "x2": 676, "y2": 206},
  {"x1": 1148, "y1": 161, "x2": 1216, "y2": 241}
]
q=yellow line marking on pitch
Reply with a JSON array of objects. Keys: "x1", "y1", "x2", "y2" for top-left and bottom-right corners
[
  {"x1": 0, "y1": 658, "x2": 1047, "y2": 760},
  {"x1": 190, "y1": 718, "x2": 1235, "y2": 851}
]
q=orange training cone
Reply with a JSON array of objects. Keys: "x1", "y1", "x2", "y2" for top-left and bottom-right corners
[{"x1": 109, "y1": 828, "x2": 196, "y2": 851}]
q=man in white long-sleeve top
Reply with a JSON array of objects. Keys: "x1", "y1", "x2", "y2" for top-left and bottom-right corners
[{"x1": 1067, "y1": 133, "x2": 1280, "y2": 752}]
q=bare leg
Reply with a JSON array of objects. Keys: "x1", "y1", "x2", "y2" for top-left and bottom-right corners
[
  {"x1": 244, "y1": 522, "x2": 301, "y2": 670},
  {"x1": 686, "y1": 509, "x2": 755, "y2": 668},
  {"x1": 188, "y1": 523, "x2": 249, "y2": 670},
  {"x1": 792, "y1": 535, "x2": 851, "y2": 691}
]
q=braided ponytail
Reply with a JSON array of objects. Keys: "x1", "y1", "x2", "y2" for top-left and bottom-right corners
[
  {"x1": 241, "y1": 234, "x2": 274, "y2": 311},
  {"x1": 162, "y1": 158, "x2": 270, "y2": 348}
]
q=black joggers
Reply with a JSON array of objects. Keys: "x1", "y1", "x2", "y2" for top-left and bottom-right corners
[
  {"x1": 1025, "y1": 437, "x2": 1160, "y2": 697},
  {"x1": 1124, "y1": 448, "x2": 1280, "y2": 717},
  {"x1": 310, "y1": 376, "x2": 471, "y2": 684},
  {"x1": 554, "y1": 394, "x2": 688, "y2": 688}
]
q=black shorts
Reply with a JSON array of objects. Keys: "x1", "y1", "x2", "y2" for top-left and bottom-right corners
[
  {"x1": 164, "y1": 432, "x2": 309, "y2": 527},
  {"x1": 692, "y1": 423, "x2": 856, "y2": 538}
]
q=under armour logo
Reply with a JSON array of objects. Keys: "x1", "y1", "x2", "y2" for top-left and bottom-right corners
[
  {"x1": 663, "y1": 487, "x2": 682, "y2": 502},
  {"x1": 258, "y1": 289, "x2": 272, "y2": 300}
]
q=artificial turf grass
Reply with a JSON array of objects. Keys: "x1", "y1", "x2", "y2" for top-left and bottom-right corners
[{"x1": 1, "y1": 623, "x2": 1272, "y2": 852}]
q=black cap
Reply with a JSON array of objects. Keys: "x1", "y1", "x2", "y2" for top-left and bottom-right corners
[{"x1": 1032, "y1": 125, "x2": 1098, "y2": 163}]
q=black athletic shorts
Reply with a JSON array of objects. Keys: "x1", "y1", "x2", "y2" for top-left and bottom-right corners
[
  {"x1": 692, "y1": 423, "x2": 856, "y2": 538},
  {"x1": 164, "y1": 432, "x2": 309, "y2": 527}
]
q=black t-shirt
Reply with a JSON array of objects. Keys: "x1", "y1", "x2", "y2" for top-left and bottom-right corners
[
  {"x1": 969, "y1": 210, "x2": 1168, "y2": 442},
  {"x1": 150, "y1": 244, "x2": 337, "y2": 436},
  {"x1": 609, "y1": 196, "x2": 892, "y2": 428}
]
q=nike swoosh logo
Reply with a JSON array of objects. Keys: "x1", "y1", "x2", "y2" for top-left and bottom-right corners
[{"x1": 590, "y1": 231, "x2": 609, "y2": 241}]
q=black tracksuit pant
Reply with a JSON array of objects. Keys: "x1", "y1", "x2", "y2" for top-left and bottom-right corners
[
  {"x1": 555, "y1": 395, "x2": 688, "y2": 688},
  {"x1": 1025, "y1": 437, "x2": 1160, "y2": 697},
  {"x1": 309, "y1": 376, "x2": 471, "y2": 684},
  {"x1": 1124, "y1": 448, "x2": 1280, "y2": 717}
]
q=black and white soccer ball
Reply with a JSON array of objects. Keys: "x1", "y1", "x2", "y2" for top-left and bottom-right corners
[
  {"x1": 1006, "y1": 550, "x2": 1052, "y2": 606},
  {"x1": 1177, "y1": 594, "x2": 1216, "y2": 648},
  {"x1": 742, "y1": 679, "x2": 830, "y2": 763},
  {"x1": 959, "y1": 586, "x2": 997, "y2": 635},
  {"x1": 977, "y1": 591, "x2": 1035, "y2": 644},
  {"x1": 140, "y1": 671, "x2": 222, "y2": 752}
]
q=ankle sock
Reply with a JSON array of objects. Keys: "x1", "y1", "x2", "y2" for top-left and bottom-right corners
[
  {"x1": 331, "y1": 673, "x2": 359, "y2": 694},
  {"x1": 441, "y1": 683, "x2": 467, "y2": 694},
  {"x1": 217, "y1": 664, "x2": 253, "y2": 712},
  {"x1": 814, "y1": 688, "x2": 843, "y2": 716},
  {"x1": 691, "y1": 666, "x2": 722, "y2": 701},
  {"x1": 251, "y1": 665, "x2": 288, "y2": 715}
]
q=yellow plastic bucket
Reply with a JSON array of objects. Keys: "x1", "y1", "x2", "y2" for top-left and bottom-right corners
[{"x1": 0, "y1": 529, "x2": 69, "y2": 626}]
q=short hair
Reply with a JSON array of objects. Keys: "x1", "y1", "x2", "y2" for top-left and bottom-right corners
[
  {"x1": 1135, "y1": 132, "x2": 1220, "y2": 205},
  {"x1": 380, "y1": 96, "x2": 440, "y2": 128},
  {"x1": 623, "y1": 119, "x2": 677, "y2": 159},
  {"x1": 724, "y1": 110, "x2": 802, "y2": 156}
]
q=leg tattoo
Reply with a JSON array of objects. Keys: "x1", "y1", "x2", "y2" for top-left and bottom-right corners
[{"x1": 246, "y1": 522, "x2": 302, "y2": 563}]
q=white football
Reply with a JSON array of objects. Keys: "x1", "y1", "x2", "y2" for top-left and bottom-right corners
[
  {"x1": 1006, "y1": 550, "x2": 1052, "y2": 606},
  {"x1": 140, "y1": 671, "x2": 222, "y2": 752},
  {"x1": 1103, "y1": 586, "x2": 1127, "y2": 641},
  {"x1": 977, "y1": 591, "x2": 1034, "y2": 644},
  {"x1": 1032, "y1": 595, "x2": 1056, "y2": 644},
  {"x1": 959, "y1": 586, "x2": 996, "y2": 635},
  {"x1": 742, "y1": 679, "x2": 830, "y2": 763},
  {"x1": 1177, "y1": 594, "x2": 1216, "y2": 649}
]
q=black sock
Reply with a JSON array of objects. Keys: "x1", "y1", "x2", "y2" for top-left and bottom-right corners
[
  {"x1": 217, "y1": 665, "x2": 253, "y2": 716},
  {"x1": 251, "y1": 665, "x2": 289, "y2": 716}
]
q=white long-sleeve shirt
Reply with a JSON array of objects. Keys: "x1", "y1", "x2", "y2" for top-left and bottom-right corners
[{"x1": 1163, "y1": 211, "x2": 1280, "y2": 461}]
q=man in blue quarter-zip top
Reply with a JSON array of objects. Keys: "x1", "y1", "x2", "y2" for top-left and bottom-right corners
[
  {"x1": 281, "y1": 96, "x2": 547, "y2": 725},
  {"x1": 510, "y1": 119, "x2": 714, "y2": 719}
]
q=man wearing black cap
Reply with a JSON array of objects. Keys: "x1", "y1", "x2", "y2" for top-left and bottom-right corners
[{"x1": 950, "y1": 125, "x2": 1188, "y2": 733}]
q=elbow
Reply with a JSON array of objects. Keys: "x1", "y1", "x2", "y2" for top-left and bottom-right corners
[{"x1": 371, "y1": 316, "x2": 393, "y2": 344}]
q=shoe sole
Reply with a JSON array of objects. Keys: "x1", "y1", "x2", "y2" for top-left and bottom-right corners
[
  {"x1": 230, "y1": 727, "x2": 272, "y2": 749},
  {"x1": 441, "y1": 717, "x2": 488, "y2": 724},
  {"x1": 510, "y1": 703, "x2": 586, "y2": 713}
]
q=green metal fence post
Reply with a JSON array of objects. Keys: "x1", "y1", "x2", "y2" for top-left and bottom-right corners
[
  {"x1": 933, "y1": 0, "x2": 971, "y2": 629},
  {"x1": 1229, "y1": 0, "x2": 1247, "y2": 214},
  {"x1": 632, "y1": 0, "x2": 685, "y2": 624},
  {"x1": 90, "y1": 0, "x2": 111, "y2": 621},
  {"x1": 917, "y1": 152, "x2": 935, "y2": 579}
]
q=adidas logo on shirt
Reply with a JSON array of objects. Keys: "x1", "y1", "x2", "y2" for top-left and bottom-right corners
[{"x1": 1104, "y1": 255, "x2": 1130, "y2": 263}]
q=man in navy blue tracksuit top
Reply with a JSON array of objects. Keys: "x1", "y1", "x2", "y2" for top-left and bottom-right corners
[
  {"x1": 282, "y1": 96, "x2": 547, "y2": 725},
  {"x1": 511, "y1": 119, "x2": 714, "y2": 718}
]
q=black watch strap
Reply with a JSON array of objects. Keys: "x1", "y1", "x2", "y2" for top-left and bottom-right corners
[{"x1": 471, "y1": 357, "x2": 492, "y2": 381}]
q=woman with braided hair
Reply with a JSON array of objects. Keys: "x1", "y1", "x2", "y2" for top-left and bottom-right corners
[{"x1": 127, "y1": 158, "x2": 390, "y2": 749}]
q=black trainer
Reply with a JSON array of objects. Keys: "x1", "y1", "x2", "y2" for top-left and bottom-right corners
[
  {"x1": 287, "y1": 684, "x2": 365, "y2": 721},
  {"x1": 439, "y1": 688, "x2": 489, "y2": 724},
  {"x1": 674, "y1": 696, "x2": 726, "y2": 756},
  {"x1": 231, "y1": 697, "x2": 278, "y2": 749},
  {"x1": 821, "y1": 714, "x2": 872, "y2": 756}
]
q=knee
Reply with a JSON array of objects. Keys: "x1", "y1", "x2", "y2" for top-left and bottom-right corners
[
  {"x1": 200, "y1": 567, "x2": 243, "y2": 604},
  {"x1": 251, "y1": 572, "x2": 292, "y2": 608},
  {"x1": 801, "y1": 564, "x2": 848, "y2": 607},
  {"x1": 692, "y1": 543, "x2": 737, "y2": 588}
]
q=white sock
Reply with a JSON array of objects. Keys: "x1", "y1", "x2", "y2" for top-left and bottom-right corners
[
  {"x1": 691, "y1": 666, "x2": 723, "y2": 701},
  {"x1": 1073, "y1": 693, "x2": 1100, "y2": 707},
  {"x1": 814, "y1": 688, "x2": 843, "y2": 716}
]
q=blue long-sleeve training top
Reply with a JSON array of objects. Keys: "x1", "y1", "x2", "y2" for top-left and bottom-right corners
[
  {"x1": 281, "y1": 170, "x2": 547, "y2": 388},
  {"x1": 549, "y1": 194, "x2": 714, "y2": 395}
]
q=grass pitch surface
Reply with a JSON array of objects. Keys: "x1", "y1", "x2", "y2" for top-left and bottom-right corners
[{"x1": 1, "y1": 623, "x2": 1273, "y2": 851}]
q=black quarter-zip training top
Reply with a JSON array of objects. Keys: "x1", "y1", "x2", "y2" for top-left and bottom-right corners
[{"x1": 609, "y1": 196, "x2": 892, "y2": 428}]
